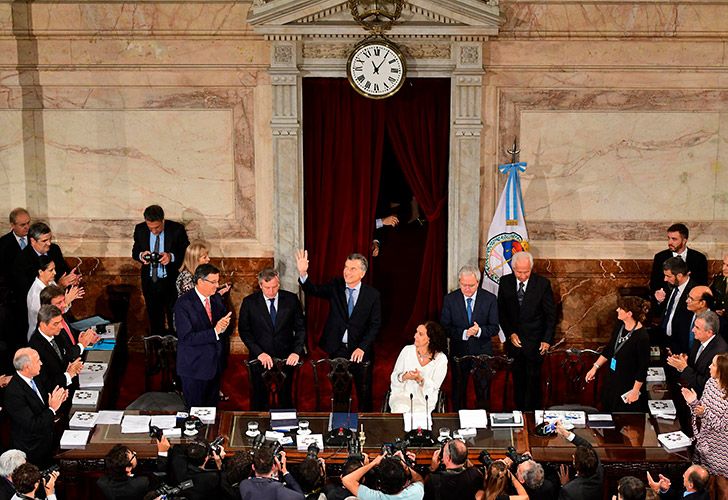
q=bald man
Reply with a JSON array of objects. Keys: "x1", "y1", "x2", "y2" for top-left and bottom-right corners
[{"x1": 647, "y1": 464, "x2": 709, "y2": 499}]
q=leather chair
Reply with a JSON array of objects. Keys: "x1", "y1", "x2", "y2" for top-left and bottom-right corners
[
  {"x1": 244, "y1": 357, "x2": 303, "y2": 410},
  {"x1": 311, "y1": 358, "x2": 371, "y2": 412},
  {"x1": 453, "y1": 354, "x2": 513, "y2": 410}
]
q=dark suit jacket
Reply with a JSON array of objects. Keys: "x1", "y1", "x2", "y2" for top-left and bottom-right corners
[
  {"x1": 238, "y1": 290, "x2": 305, "y2": 359},
  {"x1": 440, "y1": 288, "x2": 499, "y2": 356},
  {"x1": 97, "y1": 475, "x2": 152, "y2": 500},
  {"x1": 12, "y1": 243, "x2": 71, "y2": 298},
  {"x1": 300, "y1": 277, "x2": 381, "y2": 359},
  {"x1": 0, "y1": 231, "x2": 23, "y2": 286},
  {"x1": 181, "y1": 465, "x2": 223, "y2": 500},
  {"x1": 660, "y1": 489, "x2": 709, "y2": 500},
  {"x1": 498, "y1": 273, "x2": 556, "y2": 358},
  {"x1": 131, "y1": 219, "x2": 189, "y2": 283},
  {"x1": 3, "y1": 374, "x2": 55, "y2": 467},
  {"x1": 650, "y1": 248, "x2": 708, "y2": 292},
  {"x1": 679, "y1": 334, "x2": 728, "y2": 396},
  {"x1": 0, "y1": 477, "x2": 14, "y2": 500},
  {"x1": 659, "y1": 279, "x2": 697, "y2": 354},
  {"x1": 29, "y1": 330, "x2": 77, "y2": 392},
  {"x1": 557, "y1": 434, "x2": 603, "y2": 500},
  {"x1": 174, "y1": 289, "x2": 230, "y2": 381}
]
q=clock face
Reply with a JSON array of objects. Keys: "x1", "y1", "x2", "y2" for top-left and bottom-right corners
[{"x1": 347, "y1": 40, "x2": 406, "y2": 99}]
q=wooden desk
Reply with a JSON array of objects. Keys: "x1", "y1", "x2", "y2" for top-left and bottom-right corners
[{"x1": 70, "y1": 322, "x2": 122, "y2": 413}]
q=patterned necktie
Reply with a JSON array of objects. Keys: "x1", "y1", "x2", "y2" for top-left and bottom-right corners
[
  {"x1": 466, "y1": 298, "x2": 473, "y2": 325},
  {"x1": 347, "y1": 288, "x2": 355, "y2": 317},
  {"x1": 50, "y1": 338, "x2": 62, "y2": 360},
  {"x1": 204, "y1": 297, "x2": 212, "y2": 322},
  {"x1": 269, "y1": 298, "x2": 277, "y2": 326},
  {"x1": 19, "y1": 237, "x2": 26, "y2": 249},
  {"x1": 517, "y1": 282, "x2": 525, "y2": 306}
]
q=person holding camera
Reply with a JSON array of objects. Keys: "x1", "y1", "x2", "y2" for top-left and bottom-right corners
[
  {"x1": 424, "y1": 439, "x2": 482, "y2": 500},
  {"x1": 174, "y1": 440, "x2": 225, "y2": 500},
  {"x1": 294, "y1": 455, "x2": 327, "y2": 500},
  {"x1": 325, "y1": 455, "x2": 369, "y2": 500},
  {"x1": 342, "y1": 451, "x2": 424, "y2": 500},
  {"x1": 476, "y1": 457, "x2": 529, "y2": 500},
  {"x1": 514, "y1": 455, "x2": 557, "y2": 500},
  {"x1": 97, "y1": 436, "x2": 170, "y2": 500},
  {"x1": 132, "y1": 204, "x2": 190, "y2": 336},
  {"x1": 9, "y1": 463, "x2": 59, "y2": 500},
  {"x1": 554, "y1": 421, "x2": 603, "y2": 500},
  {"x1": 239, "y1": 445, "x2": 304, "y2": 500}
]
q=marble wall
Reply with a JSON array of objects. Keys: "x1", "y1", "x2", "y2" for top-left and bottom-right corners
[{"x1": 3, "y1": 0, "x2": 728, "y2": 347}]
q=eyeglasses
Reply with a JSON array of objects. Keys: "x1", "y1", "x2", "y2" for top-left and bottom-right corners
[
  {"x1": 203, "y1": 278, "x2": 220, "y2": 285},
  {"x1": 127, "y1": 450, "x2": 137, "y2": 466}
]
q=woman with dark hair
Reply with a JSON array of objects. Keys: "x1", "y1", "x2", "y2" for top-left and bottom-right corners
[
  {"x1": 389, "y1": 321, "x2": 448, "y2": 413},
  {"x1": 475, "y1": 460, "x2": 528, "y2": 500},
  {"x1": 682, "y1": 353, "x2": 728, "y2": 478},
  {"x1": 585, "y1": 296, "x2": 651, "y2": 412}
]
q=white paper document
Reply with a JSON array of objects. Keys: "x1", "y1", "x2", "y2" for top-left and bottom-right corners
[
  {"x1": 72, "y1": 390, "x2": 99, "y2": 406},
  {"x1": 69, "y1": 411, "x2": 99, "y2": 429},
  {"x1": 60, "y1": 430, "x2": 90, "y2": 449},
  {"x1": 403, "y1": 412, "x2": 432, "y2": 432},
  {"x1": 657, "y1": 431, "x2": 692, "y2": 451},
  {"x1": 96, "y1": 410, "x2": 124, "y2": 425},
  {"x1": 458, "y1": 409, "x2": 488, "y2": 429},
  {"x1": 297, "y1": 434, "x2": 325, "y2": 452},
  {"x1": 150, "y1": 415, "x2": 178, "y2": 429},
  {"x1": 489, "y1": 411, "x2": 524, "y2": 427},
  {"x1": 535, "y1": 410, "x2": 586, "y2": 427},
  {"x1": 121, "y1": 415, "x2": 151, "y2": 434},
  {"x1": 79, "y1": 371, "x2": 105, "y2": 388}
]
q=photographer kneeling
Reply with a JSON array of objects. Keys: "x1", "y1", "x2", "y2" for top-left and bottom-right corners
[
  {"x1": 10, "y1": 463, "x2": 59, "y2": 500},
  {"x1": 424, "y1": 439, "x2": 482, "y2": 500},
  {"x1": 176, "y1": 439, "x2": 225, "y2": 500},
  {"x1": 239, "y1": 444, "x2": 304, "y2": 500},
  {"x1": 342, "y1": 451, "x2": 424, "y2": 500}
]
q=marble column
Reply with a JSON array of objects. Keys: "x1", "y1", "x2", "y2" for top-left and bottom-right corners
[
  {"x1": 448, "y1": 42, "x2": 484, "y2": 290},
  {"x1": 270, "y1": 40, "x2": 304, "y2": 290}
]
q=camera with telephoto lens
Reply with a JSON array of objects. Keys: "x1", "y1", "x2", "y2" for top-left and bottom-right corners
[
  {"x1": 505, "y1": 446, "x2": 529, "y2": 466},
  {"x1": 347, "y1": 434, "x2": 363, "y2": 462},
  {"x1": 155, "y1": 479, "x2": 193, "y2": 499},
  {"x1": 438, "y1": 436, "x2": 453, "y2": 462},
  {"x1": 250, "y1": 432, "x2": 266, "y2": 456},
  {"x1": 41, "y1": 465, "x2": 59, "y2": 483},
  {"x1": 149, "y1": 425, "x2": 163, "y2": 441},
  {"x1": 270, "y1": 441, "x2": 284, "y2": 462},
  {"x1": 381, "y1": 438, "x2": 413, "y2": 467},
  {"x1": 306, "y1": 442, "x2": 320, "y2": 460},
  {"x1": 477, "y1": 450, "x2": 494, "y2": 468},
  {"x1": 209, "y1": 435, "x2": 225, "y2": 456},
  {"x1": 143, "y1": 252, "x2": 162, "y2": 264}
]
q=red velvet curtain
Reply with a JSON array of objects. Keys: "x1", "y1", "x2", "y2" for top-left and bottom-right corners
[
  {"x1": 302, "y1": 78, "x2": 449, "y2": 349},
  {"x1": 302, "y1": 78, "x2": 385, "y2": 353},
  {"x1": 385, "y1": 79, "x2": 450, "y2": 332}
]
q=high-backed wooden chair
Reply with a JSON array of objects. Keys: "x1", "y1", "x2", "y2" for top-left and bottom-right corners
[
  {"x1": 311, "y1": 358, "x2": 371, "y2": 412},
  {"x1": 244, "y1": 357, "x2": 303, "y2": 409},
  {"x1": 453, "y1": 354, "x2": 513, "y2": 410},
  {"x1": 143, "y1": 334, "x2": 180, "y2": 392},
  {"x1": 542, "y1": 347, "x2": 604, "y2": 408}
]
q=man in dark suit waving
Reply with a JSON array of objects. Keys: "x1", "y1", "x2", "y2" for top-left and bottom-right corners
[
  {"x1": 132, "y1": 204, "x2": 190, "y2": 336},
  {"x1": 296, "y1": 249, "x2": 381, "y2": 411},
  {"x1": 441, "y1": 264, "x2": 499, "y2": 409},
  {"x1": 498, "y1": 251, "x2": 556, "y2": 410},
  {"x1": 239, "y1": 268, "x2": 306, "y2": 410},
  {"x1": 174, "y1": 263, "x2": 232, "y2": 408},
  {"x1": 4, "y1": 348, "x2": 68, "y2": 467}
]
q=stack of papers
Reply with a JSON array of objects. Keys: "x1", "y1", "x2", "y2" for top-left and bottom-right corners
[
  {"x1": 270, "y1": 409, "x2": 298, "y2": 431},
  {"x1": 97, "y1": 410, "x2": 124, "y2": 425},
  {"x1": 297, "y1": 434, "x2": 324, "y2": 451},
  {"x1": 190, "y1": 407, "x2": 216, "y2": 425},
  {"x1": 69, "y1": 411, "x2": 99, "y2": 430},
  {"x1": 535, "y1": 410, "x2": 586, "y2": 427},
  {"x1": 121, "y1": 415, "x2": 151, "y2": 434},
  {"x1": 458, "y1": 409, "x2": 488, "y2": 429},
  {"x1": 657, "y1": 431, "x2": 692, "y2": 451},
  {"x1": 489, "y1": 411, "x2": 524, "y2": 427},
  {"x1": 79, "y1": 371, "x2": 105, "y2": 388},
  {"x1": 646, "y1": 367, "x2": 667, "y2": 382},
  {"x1": 72, "y1": 390, "x2": 99, "y2": 407},
  {"x1": 587, "y1": 414, "x2": 615, "y2": 428},
  {"x1": 60, "y1": 430, "x2": 90, "y2": 449},
  {"x1": 150, "y1": 415, "x2": 178, "y2": 429},
  {"x1": 648, "y1": 400, "x2": 677, "y2": 420}
]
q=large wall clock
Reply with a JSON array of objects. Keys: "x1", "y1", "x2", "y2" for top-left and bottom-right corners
[{"x1": 347, "y1": 37, "x2": 406, "y2": 99}]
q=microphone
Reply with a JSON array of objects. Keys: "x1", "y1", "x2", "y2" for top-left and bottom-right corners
[
  {"x1": 425, "y1": 394, "x2": 430, "y2": 431},
  {"x1": 409, "y1": 393, "x2": 414, "y2": 432}
]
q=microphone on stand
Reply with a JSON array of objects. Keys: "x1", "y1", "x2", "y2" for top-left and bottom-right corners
[
  {"x1": 425, "y1": 394, "x2": 430, "y2": 431},
  {"x1": 409, "y1": 393, "x2": 414, "y2": 432}
]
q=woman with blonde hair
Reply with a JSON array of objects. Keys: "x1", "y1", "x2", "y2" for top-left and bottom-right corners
[
  {"x1": 475, "y1": 460, "x2": 528, "y2": 500},
  {"x1": 176, "y1": 241, "x2": 230, "y2": 296}
]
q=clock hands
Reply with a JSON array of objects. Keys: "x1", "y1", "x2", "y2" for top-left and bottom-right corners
[{"x1": 371, "y1": 49, "x2": 390, "y2": 75}]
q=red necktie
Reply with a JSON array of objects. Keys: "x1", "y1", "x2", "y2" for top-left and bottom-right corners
[
  {"x1": 204, "y1": 297, "x2": 212, "y2": 322},
  {"x1": 62, "y1": 319, "x2": 76, "y2": 345}
]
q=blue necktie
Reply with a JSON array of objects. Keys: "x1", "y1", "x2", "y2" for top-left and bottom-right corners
[
  {"x1": 466, "y1": 298, "x2": 473, "y2": 325},
  {"x1": 30, "y1": 379, "x2": 43, "y2": 401},
  {"x1": 269, "y1": 298, "x2": 277, "y2": 326},
  {"x1": 19, "y1": 237, "x2": 26, "y2": 250},
  {"x1": 688, "y1": 315, "x2": 696, "y2": 349},
  {"x1": 347, "y1": 288, "x2": 355, "y2": 317}
]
